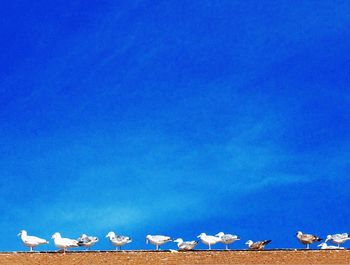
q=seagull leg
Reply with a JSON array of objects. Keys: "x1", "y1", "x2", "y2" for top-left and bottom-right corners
[
  {"x1": 307, "y1": 244, "x2": 309, "y2": 249},
  {"x1": 226, "y1": 244, "x2": 229, "y2": 250},
  {"x1": 209, "y1": 244, "x2": 211, "y2": 250},
  {"x1": 30, "y1": 247, "x2": 33, "y2": 252},
  {"x1": 156, "y1": 245, "x2": 159, "y2": 251}
]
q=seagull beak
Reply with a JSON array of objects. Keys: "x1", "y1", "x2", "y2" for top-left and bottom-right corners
[
  {"x1": 146, "y1": 239, "x2": 148, "y2": 244},
  {"x1": 197, "y1": 235, "x2": 201, "y2": 238},
  {"x1": 325, "y1": 238, "x2": 329, "y2": 242},
  {"x1": 17, "y1": 233, "x2": 21, "y2": 236}
]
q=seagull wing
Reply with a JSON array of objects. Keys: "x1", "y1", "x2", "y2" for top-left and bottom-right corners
[
  {"x1": 24, "y1": 235, "x2": 47, "y2": 244},
  {"x1": 301, "y1": 234, "x2": 321, "y2": 243},
  {"x1": 61, "y1": 238, "x2": 79, "y2": 247},
  {"x1": 153, "y1": 235, "x2": 171, "y2": 242},
  {"x1": 332, "y1": 233, "x2": 348, "y2": 240}
]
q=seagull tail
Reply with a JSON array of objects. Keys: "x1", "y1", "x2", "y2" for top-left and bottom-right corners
[
  {"x1": 264, "y1": 240, "x2": 272, "y2": 245},
  {"x1": 316, "y1": 237, "x2": 322, "y2": 242}
]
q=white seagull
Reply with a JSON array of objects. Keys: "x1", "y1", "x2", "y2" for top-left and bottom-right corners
[
  {"x1": 77, "y1": 234, "x2": 98, "y2": 250},
  {"x1": 146, "y1": 235, "x2": 172, "y2": 250},
  {"x1": 325, "y1": 233, "x2": 350, "y2": 247},
  {"x1": 106, "y1": 231, "x2": 132, "y2": 250},
  {"x1": 17, "y1": 230, "x2": 48, "y2": 252},
  {"x1": 52, "y1": 232, "x2": 79, "y2": 253},
  {"x1": 215, "y1": 232, "x2": 240, "y2": 250},
  {"x1": 197, "y1": 233, "x2": 220, "y2": 250},
  {"x1": 318, "y1": 243, "x2": 345, "y2": 250},
  {"x1": 173, "y1": 238, "x2": 198, "y2": 251}
]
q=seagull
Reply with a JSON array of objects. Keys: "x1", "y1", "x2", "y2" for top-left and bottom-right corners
[
  {"x1": 17, "y1": 230, "x2": 48, "y2": 252},
  {"x1": 77, "y1": 234, "x2": 98, "y2": 250},
  {"x1": 52, "y1": 232, "x2": 79, "y2": 253},
  {"x1": 197, "y1": 233, "x2": 220, "y2": 250},
  {"x1": 318, "y1": 243, "x2": 345, "y2": 250},
  {"x1": 215, "y1": 232, "x2": 240, "y2": 250},
  {"x1": 296, "y1": 231, "x2": 322, "y2": 249},
  {"x1": 245, "y1": 240, "x2": 271, "y2": 250},
  {"x1": 106, "y1": 231, "x2": 132, "y2": 250},
  {"x1": 173, "y1": 238, "x2": 198, "y2": 251},
  {"x1": 325, "y1": 233, "x2": 350, "y2": 247},
  {"x1": 146, "y1": 235, "x2": 172, "y2": 250}
]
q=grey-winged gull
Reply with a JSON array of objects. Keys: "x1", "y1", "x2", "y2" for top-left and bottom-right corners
[
  {"x1": 106, "y1": 231, "x2": 132, "y2": 250},
  {"x1": 77, "y1": 234, "x2": 98, "y2": 250},
  {"x1": 325, "y1": 233, "x2": 350, "y2": 247},
  {"x1": 146, "y1": 235, "x2": 172, "y2": 250},
  {"x1": 173, "y1": 238, "x2": 198, "y2": 251},
  {"x1": 215, "y1": 232, "x2": 240, "y2": 250}
]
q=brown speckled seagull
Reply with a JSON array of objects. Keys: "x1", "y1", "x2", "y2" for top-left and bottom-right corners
[
  {"x1": 296, "y1": 231, "x2": 322, "y2": 249},
  {"x1": 245, "y1": 239, "x2": 271, "y2": 250}
]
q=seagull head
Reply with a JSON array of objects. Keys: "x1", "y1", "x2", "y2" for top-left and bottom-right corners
[
  {"x1": 105, "y1": 232, "x2": 115, "y2": 239},
  {"x1": 51, "y1": 232, "x2": 61, "y2": 239},
  {"x1": 146, "y1": 235, "x2": 152, "y2": 244},
  {"x1": 296, "y1": 231, "x2": 302, "y2": 236},
  {"x1": 197, "y1": 233, "x2": 206, "y2": 238},
  {"x1": 215, "y1": 232, "x2": 225, "y2": 237},
  {"x1": 173, "y1": 238, "x2": 183, "y2": 243},
  {"x1": 17, "y1": 230, "x2": 27, "y2": 236},
  {"x1": 325, "y1": 235, "x2": 332, "y2": 242},
  {"x1": 245, "y1": 240, "x2": 253, "y2": 246}
]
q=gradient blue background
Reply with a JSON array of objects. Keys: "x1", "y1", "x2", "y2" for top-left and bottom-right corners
[{"x1": 0, "y1": 0, "x2": 349, "y2": 251}]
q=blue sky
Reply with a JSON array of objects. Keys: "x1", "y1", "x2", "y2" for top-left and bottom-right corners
[{"x1": 0, "y1": 1, "x2": 349, "y2": 251}]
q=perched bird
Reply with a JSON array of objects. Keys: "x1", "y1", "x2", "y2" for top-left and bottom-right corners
[
  {"x1": 52, "y1": 232, "x2": 79, "y2": 253},
  {"x1": 318, "y1": 243, "x2": 344, "y2": 250},
  {"x1": 325, "y1": 233, "x2": 350, "y2": 247},
  {"x1": 215, "y1": 232, "x2": 240, "y2": 250},
  {"x1": 106, "y1": 231, "x2": 132, "y2": 250},
  {"x1": 296, "y1": 231, "x2": 322, "y2": 249},
  {"x1": 173, "y1": 238, "x2": 198, "y2": 251},
  {"x1": 245, "y1": 240, "x2": 271, "y2": 250},
  {"x1": 197, "y1": 233, "x2": 220, "y2": 250},
  {"x1": 17, "y1": 230, "x2": 48, "y2": 252},
  {"x1": 146, "y1": 235, "x2": 172, "y2": 250},
  {"x1": 77, "y1": 234, "x2": 98, "y2": 250}
]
